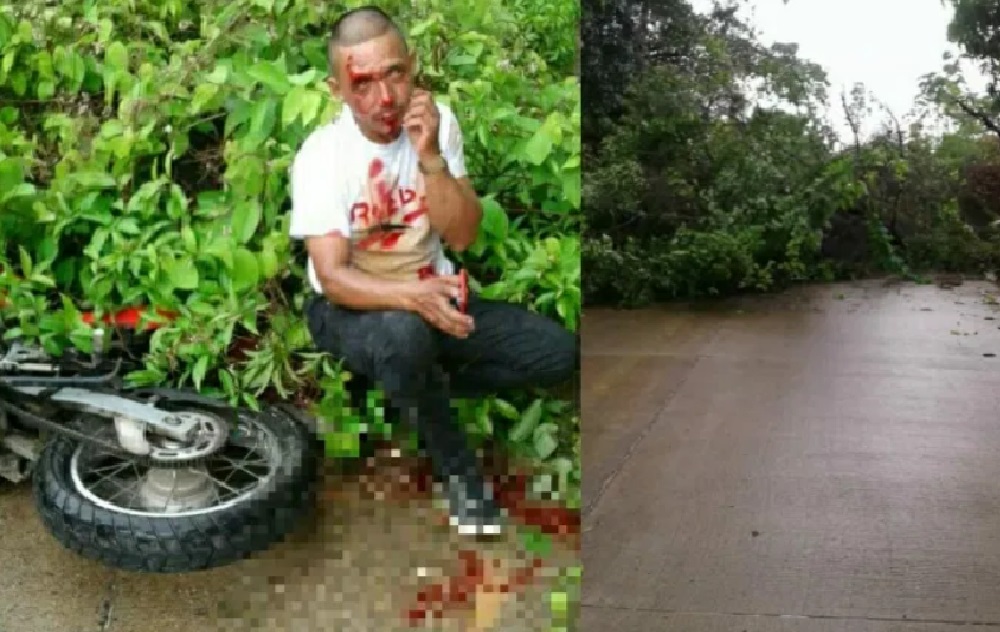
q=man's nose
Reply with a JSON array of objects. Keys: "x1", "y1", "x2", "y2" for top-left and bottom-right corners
[{"x1": 376, "y1": 81, "x2": 393, "y2": 106}]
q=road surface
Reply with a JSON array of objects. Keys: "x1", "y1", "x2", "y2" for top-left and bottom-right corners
[{"x1": 582, "y1": 279, "x2": 1000, "y2": 631}]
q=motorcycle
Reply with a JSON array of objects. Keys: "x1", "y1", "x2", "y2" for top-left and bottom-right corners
[{"x1": 0, "y1": 305, "x2": 321, "y2": 573}]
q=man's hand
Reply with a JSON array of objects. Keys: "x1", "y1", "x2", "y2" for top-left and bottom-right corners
[
  {"x1": 402, "y1": 275, "x2": 474, "y2": 338},
  {"x1": 403, "y1": 89, "x2": 440, "y2": 160}
]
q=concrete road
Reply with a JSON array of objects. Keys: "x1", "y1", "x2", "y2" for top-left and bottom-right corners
[
  {"x1": 581, "y1": 279, "x2": 1000, "y2": 631},
  {"x1": 0, "y1": 453, "x2": 573, "y2": 631}
]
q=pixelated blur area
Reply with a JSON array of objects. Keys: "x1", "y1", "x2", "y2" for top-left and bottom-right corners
[{"x1": 0, "y1": 435, "x2": 580, "y2": 631}]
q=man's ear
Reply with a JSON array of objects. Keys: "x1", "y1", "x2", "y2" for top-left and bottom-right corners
[
  {"x1": 326, "y1": 75, "x2": 341, "y2": 100},
  {"x1": 408, "y1": 49, "x2": 419, "y2": 75}
]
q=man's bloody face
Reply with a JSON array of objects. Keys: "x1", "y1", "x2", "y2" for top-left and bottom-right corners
[{"x1": 335, "y1": 33, "x2": 413, "y2": 142}]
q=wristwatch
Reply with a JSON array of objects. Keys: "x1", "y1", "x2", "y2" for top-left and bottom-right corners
[{"x1": 418, "y1": 154, "x2": 448, "y2": 175}]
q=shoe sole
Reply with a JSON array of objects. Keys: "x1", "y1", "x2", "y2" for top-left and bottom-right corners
[{"x1": 451, "y1": 517, "x2": 504, "y2": 537}]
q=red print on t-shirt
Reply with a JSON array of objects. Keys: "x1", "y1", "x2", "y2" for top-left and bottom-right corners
[
  {"x1": 351, "y1": 158, "x2": 429, "y2": 251},
  {"x1": 368, "y1": 158, "x2": 394, "y2": 224}
]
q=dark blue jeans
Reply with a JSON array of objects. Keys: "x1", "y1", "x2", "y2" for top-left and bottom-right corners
[{"x1": 304, "y1": 292, "x2": 578, "y2": 484}]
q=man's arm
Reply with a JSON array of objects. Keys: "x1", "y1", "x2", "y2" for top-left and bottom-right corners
[
  {"x1": 407, "y1": 98, "x2": 482, "y2": 251},
  {"x1": 308, "y1": 232, "x2": 474, "y2": 337},
  {"x1": 422, "y1": 171, "x2": 482, "y2": 252},
  {"x1": 306, "y1": 233, "x2": 412, "y2": 311}
]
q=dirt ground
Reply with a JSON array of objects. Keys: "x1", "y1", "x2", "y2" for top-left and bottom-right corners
[{"x1": 0, "y1": 450, "x2": 578, "y2": 632}]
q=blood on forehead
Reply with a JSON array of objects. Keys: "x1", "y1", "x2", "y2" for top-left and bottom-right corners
[{"x1": 344, "y1": 54, "x2": 398, "y2": 84}]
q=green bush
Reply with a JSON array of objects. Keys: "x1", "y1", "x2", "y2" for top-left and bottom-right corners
[
  {"x1": 0, "y1": 0, "x2": 580, "y2": 504},
  {"x1": 583, "y1": 0, "x2": 1000, "y2": 309}
]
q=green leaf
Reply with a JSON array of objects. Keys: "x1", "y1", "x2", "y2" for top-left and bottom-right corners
[
  {"x1": 182, "y1": 224, "x2": 198, "y2": 252},
  {"x1": 196, "y1": 190, "x2": 226, "y2": 215},
  {"x1": 205, "y1": 64, "x2": 229, "y2": 84},
  {"x1": 562, "y1": 171, "x2": 581, "y2": 209},
  {"x1": 192, "y1": 355, "x2": 209, "y2": 390},
  {"x1": 231, "y1": 200, "x2": 261, "y2": 244},
  {"x1": 218, "y1": 368, "x2": 234, "y2": 395},
  {"x1": 191, "y1": 82, "x2": 219, "y2": 114},
  {"x1": 550, "y1": 592, "x2": 569, "y2": 616},
  {"x1": 518, "y1": 528, "x2": 553, "y2": 557},
  {"x1": 281, "y1": 85, "x2": 304, "y2": 128},
  {"x1": 524, "y1": 127, "x2": 553, "y2": 165},
  {"x1": 477, "y1": 403, "x2": 493, "y2": 435},
  {"x1": 300, "y1": 90, "x2": 324, "y2": 125},
  {"x1": 37, "y1": 235, "x2": 58, "y2": 262},
  {"x1": 37, "y1": 81, "x2": 55, "y2": 100},
  {"x1": 70, "y1": 329, "x2": 94, "y2": 353},
  {"x1": 9, "y1": 71, "x2": 26, "y2": 97},
  {"x1": 18, "y1": 246, "x2": 32, "y2": 276},
  {"x1": 409, "y1": 16, "x2": 438, "y2": 37},
  {"x1": 0, "y1": 157, "x2": 22, "y2": 188},
  {"x1": 493, "y1": 398, "x2": 519, "y2": 420},
  {"x1": 205, "y1": 237, "x2": 235, "y2": 268},
  {"x1": 288, "y1": 69, "x2": 320, "y2": 86},
  {"x1": 73, "y1": 172, "x2": 117, "y2": 188},
  {"x1": 1, "y1": 183, "x2": 35, "y2": 203},
  {"x1": 168, "y1": 258, "x2": 199, "y2": 289},
  {"x1": 230, "y1": 248, "x2": 259, "y2": 291},
  {"x1": 16, "y1": 19, "x2": 32, "y2": 41},
  {"x1": 533, "y1": 423, "x2": 559, "y2": 460},
  {"x1": 480, "y1": 196, "x2": 509, "y2": 238},
  {"x1": 167, "y1": 186, "x2": 188, "y2": 218},
  {"x1": 117, "y1": 218, "x2": 140, "y2": 234},
  {"x1": 509, "y1": 398, "x2": 543, "y2": 443},
  {"x1": 97, "y1": 19, "x2": 113, "y2": 44},
  {"x1": 258, "y1": 241, "x2": 278, "y2": 278},
  {"x1": 552, "y1": 457, "x2": 574, "y2": 477},
  {"x1": 245, "y1": 99, "x2": 277, "y2": 147},
  {"x1": 105, "y1": 41, "x2": 128, "y2": 73},
  {"x1": 282, "y1": 85, "x2": 324, "y2": 128},
  {"x1": 247, "y1": 60, "x2": 291, "y2": 94}
]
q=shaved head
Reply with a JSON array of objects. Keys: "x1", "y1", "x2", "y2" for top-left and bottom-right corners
[{"x1": 327, "y1": 6, "x2": 407, "y2": 74}]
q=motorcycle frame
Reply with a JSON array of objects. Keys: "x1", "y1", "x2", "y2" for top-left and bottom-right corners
[{"x1": 0, "y1": 307, "x2": 224, "y2": 444}]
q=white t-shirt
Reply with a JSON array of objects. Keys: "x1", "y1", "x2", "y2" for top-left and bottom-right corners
[{"x1": 288, "y1": 100, "x2": 466, "y2": 294}]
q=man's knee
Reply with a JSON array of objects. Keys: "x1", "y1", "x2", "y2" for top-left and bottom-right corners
[
  {"x1": 540, "y1": 325, "x2": 579, "y2": 384},
  {"x1": 512, "y1": 313, "x2": 578, "y2": 387}
]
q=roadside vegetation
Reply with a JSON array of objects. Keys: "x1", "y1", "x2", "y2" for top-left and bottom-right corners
[
  {"x1": 0, "y1": 1, "x2": 580, "y2": 622},
  {"x1": 584, "y1": 0, "x2": 1000, "y2": 307}
]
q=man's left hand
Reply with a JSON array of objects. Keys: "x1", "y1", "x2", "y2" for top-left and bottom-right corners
[{"x1": 404, "y1": 89, "x2": 440, "y2": 160}]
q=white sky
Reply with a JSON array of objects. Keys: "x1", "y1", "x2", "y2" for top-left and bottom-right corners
[{"x1": 689, "y1": 0, "x2": 990, "y2": 142}]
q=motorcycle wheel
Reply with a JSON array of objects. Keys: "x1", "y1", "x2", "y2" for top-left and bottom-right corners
[{"x1": 31, "y1": 404, "x2": 321, "y2": 573}]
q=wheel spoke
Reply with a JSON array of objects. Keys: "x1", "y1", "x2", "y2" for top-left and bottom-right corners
[
  {"x1": 220, "y1": 450, "x2": 268, "y2": 485},
  {"x1": 193, "y1": 468, "x2": 244, "y2": 497},
  {"x1": 102, "y1": 479, "x2": 136, "y2": 505},
  {"x1": 86, "y1": 461, "x2": 132, "y2": 485}
]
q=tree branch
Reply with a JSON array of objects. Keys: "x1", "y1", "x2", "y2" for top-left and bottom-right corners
[{"x1": 954, "y1": 96, "x2": 1000, "y2": 139}]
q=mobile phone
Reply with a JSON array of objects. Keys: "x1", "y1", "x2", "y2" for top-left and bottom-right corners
[{"x1": 453, "y1": 269, "x2": 469, "y2": 313}]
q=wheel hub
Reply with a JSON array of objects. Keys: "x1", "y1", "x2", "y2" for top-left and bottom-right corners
[
  {"x1": 115, "y1": 410, "x2": 229, "y2": 465},
  {"x1": 139, "y1": 467, "x2": 217, "y2": 512}
]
